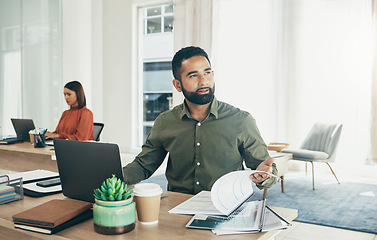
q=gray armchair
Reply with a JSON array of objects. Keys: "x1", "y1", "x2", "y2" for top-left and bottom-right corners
[{"x1": 282, "y1": 122, "x2": 343, "y2": 190}]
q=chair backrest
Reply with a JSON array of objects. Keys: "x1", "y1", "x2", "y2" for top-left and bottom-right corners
[
  {"x1": 300, "y1": 122, "x2": 343, "y2": 160},
  {"x1": 93, "y1": 122, "x2": 104, "y2": 141}
]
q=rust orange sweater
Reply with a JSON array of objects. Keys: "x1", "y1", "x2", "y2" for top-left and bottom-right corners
[{"x1": 53, "y1": 106, "x2": 94, "y2": 140}]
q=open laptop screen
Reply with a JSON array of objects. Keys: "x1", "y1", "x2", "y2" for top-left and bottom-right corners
[
  {"x1": 53, "y1": 139, "x2": 124, "y2": 203},
  {"x1": 11, "y1": 118, "x2": 35, "y2": 142}
]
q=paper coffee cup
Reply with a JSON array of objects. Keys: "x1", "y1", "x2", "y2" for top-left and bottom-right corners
[
  {"x1": 29, "y1": 133, "x2": 35, "y2": 145},
  {"x1": 133, "y1": 183, "x2": 162, "y2": 224}
]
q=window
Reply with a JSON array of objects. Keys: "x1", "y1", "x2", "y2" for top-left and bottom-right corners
[
  {"x1": 143, "y1": 62, "x2": 173, "y2": 141},
  {"x1": 144, "y1": 3, "x2": 173, "y2": 34},
  {"x1": 140, "y1": 3, "x2": 174, "y2": 143}
]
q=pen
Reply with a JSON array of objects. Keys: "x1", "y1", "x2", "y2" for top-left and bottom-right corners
[{"x1": 258, "y1": 198, "x2": 267, "y2": 232}]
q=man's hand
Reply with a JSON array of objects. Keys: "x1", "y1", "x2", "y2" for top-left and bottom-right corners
[{"x1": 250, "y1": 158, "x2": 275, "y2": 183}]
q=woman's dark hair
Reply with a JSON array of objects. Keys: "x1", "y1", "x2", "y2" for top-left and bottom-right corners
[
  {"x1": 64, "y1": 81, "x2": 86, "y2": 109},
  {"x1": 172, "y1": 46, "x2": 211, "y2": 80}
]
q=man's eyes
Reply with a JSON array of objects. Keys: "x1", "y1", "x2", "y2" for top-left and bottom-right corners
[{"x1": 188, "y1": 72, "x2": 211, "y2": 78}]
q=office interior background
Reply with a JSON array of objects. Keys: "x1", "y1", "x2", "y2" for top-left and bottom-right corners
[{"x1": 0, "y1": 0, "x2": 375, "y2": 176}]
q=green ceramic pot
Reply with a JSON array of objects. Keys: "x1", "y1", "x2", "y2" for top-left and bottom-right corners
[{"x1": 93, "y1": 196, "x2": 136, "y2": 235}]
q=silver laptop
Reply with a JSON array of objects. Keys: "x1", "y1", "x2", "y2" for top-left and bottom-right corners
[{"x1": 53, "y1": 139, "x2": 124, "y2": 203}]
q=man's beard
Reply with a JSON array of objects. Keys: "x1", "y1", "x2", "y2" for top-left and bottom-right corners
[{"x1": 181, "y1": 84, "x2": 215, "y2": 105}]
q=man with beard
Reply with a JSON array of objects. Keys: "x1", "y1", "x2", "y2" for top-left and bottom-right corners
[{"x1": 123, "y1": 46, "x2": 277, "y2": 194}]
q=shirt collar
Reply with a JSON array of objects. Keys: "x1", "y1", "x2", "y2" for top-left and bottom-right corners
[{"x1": 180, "y1": 97, "x2": 219, "y2": 120}]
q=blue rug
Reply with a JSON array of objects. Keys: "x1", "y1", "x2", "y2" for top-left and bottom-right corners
[{"x1": 143, "y1": 174, "x2": 377, "y2": 234}]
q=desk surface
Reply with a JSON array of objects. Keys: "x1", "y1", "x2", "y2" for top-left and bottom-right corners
[
  {"x1": 0, "y1": 142, "x2": 57, "y2": 172},
  {"x1": 0, "y1": 191, "x2": 298, "y2": 240},
  {"x1": 0, "y1": 142, "x2": 55, "y2": 156}
]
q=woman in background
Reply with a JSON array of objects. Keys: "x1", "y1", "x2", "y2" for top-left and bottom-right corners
[{"x1": 45, "y1": 81, "x2": 94, "y2": 140}]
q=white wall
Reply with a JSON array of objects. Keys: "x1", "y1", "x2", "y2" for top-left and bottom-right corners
[
  {"x1": 102, "y1": 0, "x2": 137, "y2": 152},
  {"x1": 62, "y1": 0, "x2": 104, "y2": 125},
  {"x1": 62, "y1": 0, "x2": 137, "y2": 152},
  {"x1": 212, "y1": 0, "x2": 277, "y2": 143},
  {"x1": 280, "y1": 0, "x2": 372, "y2": 166},
  {"x1": 61, "y1": 0, "x2": 373, "y2": 169},
  {"x1": 62, "y1": 0, "x2": 92, "y2": 107}
]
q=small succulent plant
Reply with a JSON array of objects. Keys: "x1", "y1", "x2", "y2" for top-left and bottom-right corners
[{"x1": 94, "y1": 175, "x2": 133, "y2": 201}]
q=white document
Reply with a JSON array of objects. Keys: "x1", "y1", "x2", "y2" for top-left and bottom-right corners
[
  {"x1": 168, "y1": 170, "x2": 289, "y2": 235},
  {"x1": 211, "y1": 206, "x2": 289, "y2": 235},
  {"x1": 211, "y1": 170, "x2": 276, "y2": 216},
  {"x1": 169, "y1": 170, "x2": 277, "y2": 216},
  {"x1": 211, "y1": 170, "x2": 255, "y2": 216},
  {"x1": 168, "y1": 191, "x2": 223, "y2": 215},
  {"x1": 186, "y1": 200, "x2": 263, "y2": 232},
  {"x1": 7, "y1": 170, "x2": 59, "y2": 182}
]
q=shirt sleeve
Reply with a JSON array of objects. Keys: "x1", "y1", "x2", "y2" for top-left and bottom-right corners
[
  {"x1": 58, "y1": 109, "x2": 94, "y2": 140},
  {"x1": 123, "y1": 116, "x2": 167, "y2": 185},
  {"x1": 241, "y1": 113, "x2": 278, "y2": 189}
]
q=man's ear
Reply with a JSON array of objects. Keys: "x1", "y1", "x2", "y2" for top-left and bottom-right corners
[{"x1": 172, "y1": 79, "x2": 182, "y2": 92}]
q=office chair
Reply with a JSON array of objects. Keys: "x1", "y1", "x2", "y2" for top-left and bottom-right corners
[
  {"x1": 93, "y1": 122, "x2": 104, "y2": 141},
  {"x1": 282, "y1": 122, "x2": 343, "y2": 190}
]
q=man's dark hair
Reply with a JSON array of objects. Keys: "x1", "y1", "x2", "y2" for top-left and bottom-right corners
[
  {"x1": 172, "y1": 46, "x2": 211, "y2": 80},
  {"x1": 64, "y1": 81, "x2": 86, "y2": 109}
]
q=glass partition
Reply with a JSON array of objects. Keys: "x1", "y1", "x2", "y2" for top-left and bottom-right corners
[{"x1": 0, "y1": 0, "x2": 62, "y2": 137}]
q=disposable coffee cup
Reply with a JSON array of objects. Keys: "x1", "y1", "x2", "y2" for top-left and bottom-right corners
[
  {"x1": 29, "y1": 133, "x2": 35, "y2": 145},
  {"x1": 133, "y1": 183, "x2": 162, "y2": 225}
]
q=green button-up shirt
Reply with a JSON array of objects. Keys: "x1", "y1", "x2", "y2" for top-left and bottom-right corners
[{"x1": 123, "y1": 97, "x2": 277, "y2": 194}]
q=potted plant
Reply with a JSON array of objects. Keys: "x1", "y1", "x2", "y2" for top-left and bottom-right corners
[{"x1": 93, "y1": 175, "x2": 135, "y2": 235}]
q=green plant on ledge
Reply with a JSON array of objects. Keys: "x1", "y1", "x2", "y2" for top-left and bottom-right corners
[{"x1": 93, "y1": 175, "x2": 133, "y2": 201}]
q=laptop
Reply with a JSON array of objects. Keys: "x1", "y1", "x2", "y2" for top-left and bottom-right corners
[
  {"x1": 53, "y1": 139, "x2": 124, "y2": 203},
  {"x1": 9, "y1": 118, "x2": 54, "y2": 145},
  {"x1": 11, "y1": 118, "x2": 35, "y2": 142}
]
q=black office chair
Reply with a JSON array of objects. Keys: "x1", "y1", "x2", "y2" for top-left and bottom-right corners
[{"x1": 93, "y1": 122, "x2": 104, "y2": 141}]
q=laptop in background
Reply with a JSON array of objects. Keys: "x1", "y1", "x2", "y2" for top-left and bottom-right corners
[
  {"x1": 53, "y1": 139, "x2": 124, "y2": 203},
  {"x1": 11, "y1": 118, "x2": 35, "y2": 142}
]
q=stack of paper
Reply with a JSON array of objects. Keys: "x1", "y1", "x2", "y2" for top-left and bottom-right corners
[
  {"x1": 169, "y1": 170, "x2": 290, "y2": 235},
  {"x1": 0, "y1": 185, "x2": 16, "y2": 203}
]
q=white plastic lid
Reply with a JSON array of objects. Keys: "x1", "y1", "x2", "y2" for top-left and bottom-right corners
[{"x1": 133, "y1": 183, "x2": 162, "y2": 197}]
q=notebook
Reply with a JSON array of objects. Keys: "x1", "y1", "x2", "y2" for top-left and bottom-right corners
[
  {"x1": 11, "y1": 118, "x2": 35, "y2": 142},
  {"x1": 53, "y1": 139, "x2": 124, "y2": 203}
]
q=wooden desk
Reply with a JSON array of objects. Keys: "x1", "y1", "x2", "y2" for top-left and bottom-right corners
[
  {"x1": 0, "y1": 142, "x2": 57, "y2": 173},
  {"x1": 0, "y1": 191, "x2": 298, "y2": 240}
]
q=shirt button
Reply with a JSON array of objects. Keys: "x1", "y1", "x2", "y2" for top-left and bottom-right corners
[
  {"x1": 196, "y1": 181, "x2": 200, "y2": 185},
  {"x1": 197, "y1": 162, "x2": 200, "y2": 166},
  {"x1": 197, "y1": 142, "x2": 201, "y2": 146},
  {"x1": 197, "y1": 122, "x2": 201, "y2": 126}
]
